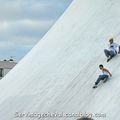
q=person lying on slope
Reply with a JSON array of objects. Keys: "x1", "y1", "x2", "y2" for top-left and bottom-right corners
[{"x1": 93, "y1": 64, "x2": 112, "y2": 88}]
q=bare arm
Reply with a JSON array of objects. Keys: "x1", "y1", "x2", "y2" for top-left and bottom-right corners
[{"x1": 104, "y1": 68, "x2": 112, "y2": 77}]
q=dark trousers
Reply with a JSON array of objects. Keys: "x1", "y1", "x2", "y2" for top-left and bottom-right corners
[
  {"x1": 104, "y1": 49, "x2": 116, "y2": 58},
  {"x1": 95, "y1": 75, "x2": 109, "y2": 85}
]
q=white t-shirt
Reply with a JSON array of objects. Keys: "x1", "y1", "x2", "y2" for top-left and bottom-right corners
[{"x1": 108, "y1": 43, "x2": 119, "y2": 54}]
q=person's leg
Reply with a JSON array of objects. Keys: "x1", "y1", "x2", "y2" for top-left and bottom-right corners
[
  {"x1": 103, "y1": 75, "x2": 109, "y2": 79},
  {"x1": 102, "y1": 75, "x2": 109, "y2": 83},
  {"x1": 95, "y1": 75, "x2": 109, "y2": 85},
  {"x1": 109, "y1": 50, "x2": 116, "y2": 58},
  {"x1": 95, "y1": 75, "x2": 103, "y2": 85},
  {"x1": 104, "y1": 49, "x2": 110, "y2": 58},
  {"x1": 106, "y1": 50, "x2": 117, "y2": 62}
]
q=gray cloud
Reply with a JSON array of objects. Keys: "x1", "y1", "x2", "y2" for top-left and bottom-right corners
[
  {"x1": 0, "y1": 0, "x2": 73, "y2": 61},
  {"x1": 0, "y1": 0, "x2": 73, "y2": 21},
  {"x1": 0, "y1": 20, "x2": 54, "y2": 45}
]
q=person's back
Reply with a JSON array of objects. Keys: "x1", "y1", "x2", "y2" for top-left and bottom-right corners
[
  {"x1": 108, "y1": 42, "x2": 119, "y2": 54},
  {"x1": 101, "y1": 67, "x2": 110, "y2": 76}
]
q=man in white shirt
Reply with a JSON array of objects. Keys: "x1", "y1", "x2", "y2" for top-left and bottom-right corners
[{"x1": 104, "y1": 38, "x2": 120, "y2": 62}]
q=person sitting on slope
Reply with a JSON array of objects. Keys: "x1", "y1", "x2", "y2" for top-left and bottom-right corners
[
  {"x1": 104, "y1": 38, "x2": 120, "y2": 62},
  {"x1": 93, "y1": 64, "x2": 112, "y2": 88}
]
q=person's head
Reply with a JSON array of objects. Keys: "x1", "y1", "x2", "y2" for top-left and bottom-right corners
[
  {"x1": 77, "y1": 117, "x2": 93, "y2": 120},
  {"x1": 99, "y1": 64, "x2": 103, "y2": 69},
  {"x1": 109, "y1": 38, "x2": 114, "y2": 44}
]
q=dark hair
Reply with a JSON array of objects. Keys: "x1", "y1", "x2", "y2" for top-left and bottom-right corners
[
  {"x1": 99, "y1": 64, "x2": 103, "y2": 68},
  {"x1": 77, "y1": 117, "x2": 93, "y2": 120}
]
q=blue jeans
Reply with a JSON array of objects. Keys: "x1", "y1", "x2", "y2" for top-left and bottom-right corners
[{"x1": 95, "y1": 75, "x2": 109, "y2": 85}]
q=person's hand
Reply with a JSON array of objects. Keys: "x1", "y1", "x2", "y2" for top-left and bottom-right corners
[{"x1": 110, "y1": 74, "x2": 112, "y2": 77}]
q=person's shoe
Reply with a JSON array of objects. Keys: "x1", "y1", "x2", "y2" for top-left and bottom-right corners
[
  {"x1": 93, "y1": 85, "x2": 97, "y2": 88},
  {"x1": 107, "y1": 56, "x2": 112, "y2": 62}
]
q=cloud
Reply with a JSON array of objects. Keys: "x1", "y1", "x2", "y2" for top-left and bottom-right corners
[
  {"x1": 0, "y1": 20, "x2": 55, "y2": 45},
  {"x1": 0, "y1": 0, "x2": 73, "y2": 21},
  {"x1": 0, "y1": 0, "x2": 73, "y2": 61}
]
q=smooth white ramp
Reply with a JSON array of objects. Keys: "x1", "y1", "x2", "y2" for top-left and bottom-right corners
[{"x1": 0, "y1": 0, "x2": 120, "y2": 120}]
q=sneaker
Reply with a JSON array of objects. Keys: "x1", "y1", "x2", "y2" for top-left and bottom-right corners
[
  {"x1": 93, "y1": 85, "x2": 97, "y2": 88},
  {"x1": 107, "y1": 56, "x2": 112, "y2": 62}
]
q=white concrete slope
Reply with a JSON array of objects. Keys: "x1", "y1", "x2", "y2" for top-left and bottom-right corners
[{"x1": 0, "y1": 0, "x2": 120, "y2": 120}]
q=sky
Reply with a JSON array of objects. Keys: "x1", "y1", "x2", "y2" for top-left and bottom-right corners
[{"x1": 0, "y1": 0, "x2": 73, "y2": 62}]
